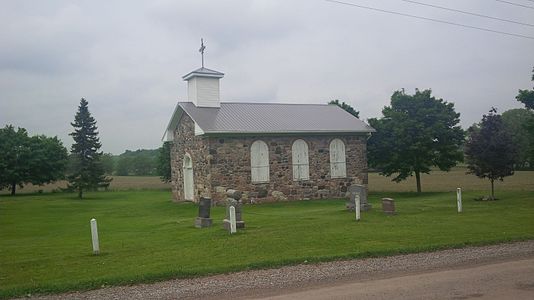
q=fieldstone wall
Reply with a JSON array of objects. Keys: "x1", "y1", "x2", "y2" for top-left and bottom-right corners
[
  {"x1": 170, "y1": 114, "x2": 211, "y2": 202},
  {"x1": 207, "y1": 135, "x2": 369, "y2": 204}
]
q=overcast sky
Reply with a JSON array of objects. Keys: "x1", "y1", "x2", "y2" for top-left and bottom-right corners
[{"x1": 1, "y1": 0, "x2": 533, "y2": 154}]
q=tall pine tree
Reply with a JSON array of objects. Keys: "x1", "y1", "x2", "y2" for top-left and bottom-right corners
[
  {"x1": 67, "y1": 98, "x2": 111, "y2": 198},
  {"x1": 465, "y1": 108, "x2": 518, "y2": 200}
]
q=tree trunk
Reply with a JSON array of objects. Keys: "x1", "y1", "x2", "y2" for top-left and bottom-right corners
[
  {"x1": 490, "y1": 179, "x2": 495, "y2": 200},
  {"x1": 10, "y1": 182, "x2": 16, "y2": 196},
  {"x1": 415, "y1": 171, "x2": 422, "y2": 193},
  {"x1": 78, "y1": 188, "x2": 83, "y2": 199}
]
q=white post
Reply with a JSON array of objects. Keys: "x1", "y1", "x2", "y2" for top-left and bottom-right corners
[
  {"x1": 457, "y1": 188, "x2": 462, "y2": 213},
  {"x1": 229, "y1": 206, "x2": 237, "y2": 234},
  {"x1": 355, "y1": 194, "x2": 361, "y2": 221},
  {"x1": 90, "y1": 218, "x2": 100, "y2": 255}
]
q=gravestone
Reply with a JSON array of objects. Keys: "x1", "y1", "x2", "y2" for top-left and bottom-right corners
[
  {"x1": 194, "y1": 197, "x2": 213, "y2": 228},
  {"x1": 228, "y1": 206, "x2": 237, "y2": 234},
  {"x1": 223, "y1": 198, "x2": 245, "y2": 230},
  {"x1": 381, "y1": 198, "x2": 396, "y2": 215},
  {"x1": 346, "y1": 184, "x2": 371, "y2": 212}
]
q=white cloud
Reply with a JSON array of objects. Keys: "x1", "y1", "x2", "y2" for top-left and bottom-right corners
[{"x1": 1, "y1": 0, "x2": 533, "y2": 153}]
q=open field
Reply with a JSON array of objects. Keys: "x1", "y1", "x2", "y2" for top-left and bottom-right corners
[
  {"x1": 0, "y1": 176, "x2": 170, "y2": 195},
  {"x1": 3, "y1": 167, "x2": 532, "y2": 195},
  {"x1": 1, "y1": 189, "x2": 533, "y2": 298},
  {"x1": 369, "y1": 167, "x2": 534, "y2": 193}
]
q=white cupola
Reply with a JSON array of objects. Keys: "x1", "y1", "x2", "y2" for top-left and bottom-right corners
[
  {"x1": 182, "y1": 38, "x2": 224, "y2": 108},
  {"x1": 182, "y1": 67, "x2": 224, "y2": 108}
]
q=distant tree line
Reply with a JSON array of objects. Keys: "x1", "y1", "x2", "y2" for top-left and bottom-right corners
[{"x1": 97, "y1": 147, "x2": 170, "y2": 178}]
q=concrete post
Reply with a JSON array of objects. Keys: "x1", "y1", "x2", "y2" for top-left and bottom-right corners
[
  {"x1": 457, "y1": 188, "x2": 463, "y2": 213},
  {"x1": 229, "y1": 206, "x2": 237, "y2": 234},
  {"x1": 90, "y1": 218, "x2": 100, "y2": 255},
  {"x1": 355, "y1": 194, "x2": 361, "y2": 221}
]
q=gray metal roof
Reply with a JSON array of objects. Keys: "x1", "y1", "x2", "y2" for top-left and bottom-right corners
[
  {"x1": 182, "y1": 67, "x2": 224, "y2": 80},
  {"x1": 164, "y1": 102, "x2": 375, "y2": 138}
]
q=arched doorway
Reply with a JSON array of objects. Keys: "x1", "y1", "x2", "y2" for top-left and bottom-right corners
[{"x1": 183, "y1": 153, "x2": 194, "y2": 201}]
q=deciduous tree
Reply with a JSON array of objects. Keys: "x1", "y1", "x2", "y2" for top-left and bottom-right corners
[
  {"x1": 501, "y1": 108, "x2": 534, "y2": 169},
  {"x1": 368, "y1": 89, "x2": 464, "y2": 192},
  {"x1": 28, "y1": 135, "x2": 68, "y2": 188},
  {"x1": 465, "y1": 108, "x2": 518, "y2": 199},
  {"x1": 157, "y1": 142, "x2": 172, "y2": 182},
  {"x1": 0, "y1": 125, "x2": 68, "y2": 195},
  {"x1": 328, "y1": 99, "x2": 359, "y2": 118},
  {"x1": 516, "y1": 67, "x2": 534, "y2": 110},
  {"x1": 515, "y1": 67, "x2": 534, "y2": 162}
]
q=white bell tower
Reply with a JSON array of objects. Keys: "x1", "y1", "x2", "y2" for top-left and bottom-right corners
[{"x1": 182, "y1": 39, "x2": 224, "y2": 108}]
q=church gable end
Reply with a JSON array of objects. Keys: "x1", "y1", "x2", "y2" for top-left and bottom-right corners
[{"x1": 170, "y1": 113, "x2": 211, "y2": 202}]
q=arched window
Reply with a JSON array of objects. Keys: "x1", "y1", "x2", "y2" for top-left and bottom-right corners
[
  {"x1": 292, "y1": 139, "x2": 309, "y2": 181},
  {"x1": 250, "y1": 140, "x2": 269, "y2": 183},
  {"x1": 330, "y1": 138, "x2": 346, "y2": 178}
]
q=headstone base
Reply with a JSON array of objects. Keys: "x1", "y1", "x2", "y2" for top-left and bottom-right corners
[
  {"x1": 346, "y1": 202, "x2": 372, "y2": 212},
  {"x1": 361, "y1": 203, "x2": 372, "y2": 211},
  {"x1": 195, "y1": 217, "x2": 212, "y2": 228},
  {"x1": 222, "y1": 219, "x2": 245, "y2": 230}
]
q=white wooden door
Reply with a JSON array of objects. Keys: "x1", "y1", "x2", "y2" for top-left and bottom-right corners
[{"x1": 183, "y1": 154, "x2": 194, "y2": 201}]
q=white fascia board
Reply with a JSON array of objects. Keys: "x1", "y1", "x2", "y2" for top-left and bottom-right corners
[
  {"x1": 161, "y1": 103, "x2": 184, "y2": 142},
  {"x1": 194, "y1": 122, "x2": 205, "y2": 136},
  {"x1": 183, "y1": 72, "x2": 224, "y2": 81}
]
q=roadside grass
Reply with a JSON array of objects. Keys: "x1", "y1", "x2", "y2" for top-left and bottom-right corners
[{"x1": 1, "y1": 189, "x2": 533, "y2": 298}]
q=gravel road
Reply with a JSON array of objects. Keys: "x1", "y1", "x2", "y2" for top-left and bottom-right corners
[{"x1": 21, "y1": 240, "x2": 534, "y2": 300}]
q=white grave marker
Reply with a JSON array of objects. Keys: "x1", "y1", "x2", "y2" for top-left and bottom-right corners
[
  {"x1": 355, "y1": 194, "x2": 361, "y2": 221},
  {"x1": 457, "y1": 188, "x2": 463, "y2": 213},
  {"x1": 229, "y1": 206, "x2": 237, "y2": 234},
  {"x1": 90, "y1": 218, "x2": 100, "y2": 255}
]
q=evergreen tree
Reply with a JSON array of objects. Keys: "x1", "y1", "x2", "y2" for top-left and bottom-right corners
[
  {"x1": 465, "y1": 108, "x2": 518, "y2": 200},
  {"x1": 67, "y1": 98, "x2": 111, "y2": 198}
]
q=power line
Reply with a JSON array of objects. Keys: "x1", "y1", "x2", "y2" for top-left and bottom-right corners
[
  {"x1": 324, "y1": 0, "x2": 534, "y2": 40},
  {"x1": 495, "y1": 0, "x2": 534, "y2": 10},
  {"x1": 400, "y1": 0, "x2": 534, "y2": 27}
]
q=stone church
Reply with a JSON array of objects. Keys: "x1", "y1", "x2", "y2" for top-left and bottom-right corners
[{"x1": 163, "y1": 65, "x2": 375, "y2": 204}]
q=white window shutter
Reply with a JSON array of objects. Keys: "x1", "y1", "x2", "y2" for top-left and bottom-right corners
[
  {"x1": 330, "y1": 139, "x2": 346, "y2": 178},
  {"x1": 251, "y1": 140, "x2": 269, "y2": 183},
  {"x1": 292, "y1": 139, "x2": 309, "y2": 181}
]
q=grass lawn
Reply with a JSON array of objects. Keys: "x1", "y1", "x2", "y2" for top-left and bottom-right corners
[{"x1": 1, "y1": 189, "x2": 533, "y2": 298}]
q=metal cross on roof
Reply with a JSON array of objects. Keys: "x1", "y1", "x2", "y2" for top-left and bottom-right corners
[{"x1": 199, "y1": 38, "x2": 206, "y2": 68}]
